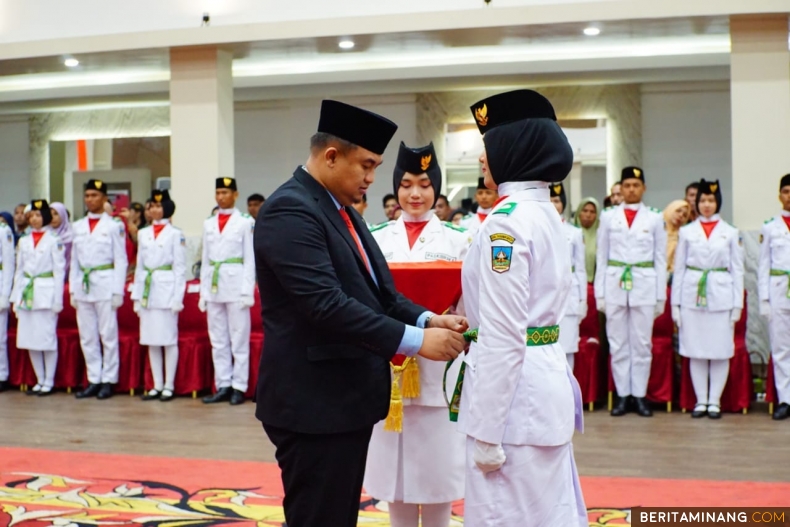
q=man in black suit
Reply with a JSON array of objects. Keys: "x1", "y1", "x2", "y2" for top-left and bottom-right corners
[{"x1": 254, "y1": 100, "x2": 468, "y2": 527}]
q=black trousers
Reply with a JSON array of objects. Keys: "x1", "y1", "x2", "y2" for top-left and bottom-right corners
[{"x1": 263, "y1": 423, "x2": 374, "y2": 527}]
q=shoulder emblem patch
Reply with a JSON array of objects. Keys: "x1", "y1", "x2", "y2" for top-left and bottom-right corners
[
  {"x1": 491, "y1": 247, "x2": 513, "y2": 273},
  {"x1": 493, "y1": 203, "x2": 517, "y2": 216},
  {"x1": 490, "y1": 233, "x2": 515, "y2": 244},
  {"x1": 369, "y1": 221, "x2": 392, "y2": 233}
]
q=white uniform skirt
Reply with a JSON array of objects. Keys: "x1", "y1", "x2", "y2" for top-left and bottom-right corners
[
  {"x1": 464, "y1": 439, "x2": 587, "y2": 527},
  {"x1": 679, "y1": 307, "x2": 734, "y2": 360},
  {"x1": 139, "y1": 308, "x2": 178, "y2": 346},
  {"x1": 17, "y1": 309, "x2": 58, "y2": 352},
  {"x1": 559, "y1": 315, "x2": 580, "y2": 354},
  {"x1": 364, "y1": 405, "x2": 465, "y2": 504}
]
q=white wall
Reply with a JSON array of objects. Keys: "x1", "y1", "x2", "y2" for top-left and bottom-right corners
[
  {"x1": 234, "y1": 95, "x2": 417, "y2": 225},
  {"x1": 641, "y1": 82, "x2": 732, "y2": 220},
  {"x1": 0, "y1": 118, "x2": 30, "y2": 212}
]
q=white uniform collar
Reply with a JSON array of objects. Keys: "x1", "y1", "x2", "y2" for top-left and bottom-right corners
[
  {"x1": 700, "y1": 214, "x2": 720, "y2": 223},
  {"x1": 87, "y1": 212, "x2": 103, "y2": 219},
  {"x1": 218, "y1": 208, "x2": 236, "y2": 215},
  {"x1": 153, "y1": 219, "x2": 170, "y2": 225},
  {"x1": 623, "y1": 202, "x2": 641, "y2": 211},
  {"x1": 476, "y1": 206, "x2": 493, "y2": 215},
  {"x1": 497, "y1": 180, "x2": 548, "y2": 197},
  {"x1": 401, "y1": 210, "x2": 435, "y2": 223},
  {"x1": 781, "y1": 210, "x2": 790, "y2": 218}
]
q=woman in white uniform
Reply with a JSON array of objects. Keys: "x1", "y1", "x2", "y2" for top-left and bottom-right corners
[
  {"x1": 458, "y1": 90, "x2": 587, "y2": 527},
  {"x1": 131, "y1": 190, "x2": 186, "y2": 402},
  {"x1": 550, "y1": 182, "x2": 587, "y2": 369},
  {"x1": 365, "y1": 142, "x2": 470, "y2": 527},
  {"x1": 672, "y1": 179, "x2": 743, "y2": 419},
  {"x1": 12, "y1": 200, "x2": 66, "y2": 396}
]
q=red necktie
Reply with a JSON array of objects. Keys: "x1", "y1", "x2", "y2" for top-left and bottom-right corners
[
  {"x1": 32, "y1": 231, "x2": 44, "y2": 248},
  {"x1": 339, "y1": 208, "x2": 370, "y2": 273},
  {"x1": 88, "y1": 218, "x2": 100, "y2": 233},
  {"x1": 701, "y1": 221, "x2": 718, "y2": 239},
  {"x1": 153, "y1": 224, "x2": 166, "y2": 239},
  {"x1": 218, "y1": 213, "x2": 231, "y2": 233},
  {"x1": 404, "y1": 221, "x2": 429, "y2": 249},
  {"x1": 624, "y1": 208, "x2": 638, "y2": 228},
  {"x1": 782, "y1": 216, "x2": 790, "y2": 232},
  {"x1": 477, "y1": 212, "x2": 487, "y2": 223}
]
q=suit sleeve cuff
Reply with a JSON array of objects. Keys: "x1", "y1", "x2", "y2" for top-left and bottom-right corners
[
  {"x1": 396, "y1": 325, "x2": 424, "y2": 357},
  {"x1": 416, "y1": 310, "x2": 434, "y2": 329}
]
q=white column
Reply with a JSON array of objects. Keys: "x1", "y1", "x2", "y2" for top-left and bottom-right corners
[
  {"x1": 567, "y1": 161, "x2": 583, "y2": 216},
  {"x1": 169, "y1": 47, "x2": 235, "y2": 237},
  {"x1": 730, "y1": 14, "x2": 790, "y2": 231}
]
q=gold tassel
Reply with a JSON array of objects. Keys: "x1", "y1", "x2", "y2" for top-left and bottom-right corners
[
  {"x1": 401, "y1": 357, "x2": 420, "y2": 399},
  {"x1": 384, "y1": 367, "x2": 404, "y2": 432}
]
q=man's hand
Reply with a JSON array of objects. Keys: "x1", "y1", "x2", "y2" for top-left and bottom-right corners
[
  {"x1": 418, "y1": 328, "x2": 465, "y2": 361},
  {"x1": 427, "y1": 314, "x2": 469, "y2": 333}
]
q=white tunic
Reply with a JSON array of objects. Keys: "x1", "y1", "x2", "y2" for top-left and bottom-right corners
[
  {"x1": 559, "y1": 221, "x2": 587, "y2": 355},
  {"x1": 12, "y1": 229, "x2": 67, "y2": 351},
  {"x1": 594, "y1": 203, "x2": 667, "y2": 307},
  {"x1": 0, "y1": 223, "x2": 13, "y2": 304},
  {"x1": 199, "y1": 209, "x2": 255, "y2": 304},
  {"x1": 461, "y1": 207, "x2": 492, "y2": 236},
  {"x1": 759, "y1": 212, "x2": 790, "y2": 311},
  {"x1": 364, "y1": 213, "x2": 470, "y2": 504},
  {"x1": 458, "y1": 181, "x2": 585, "y2": 527},
  {"x1": 131, "y1": 221, "x2": 187, "y2": 346},
  {"x1": 672, "y1": 217, "x2": 744, "y2": 360},
  {"x1": 69, "y1": 213, "x2": 128, "y2": 302}
]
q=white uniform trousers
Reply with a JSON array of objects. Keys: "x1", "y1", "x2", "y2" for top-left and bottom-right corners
[
  {"x1": 0, "y1": 311, "x2": 8, "y2": 382},
  {"x1": 605, "y1": 304, "x2": 654, "y2": 398},
  {"x1": 559, "y1": 315, "x2": 580, "y2": 371},
  {"x1": 207, "y1": 301, "x2": 250, "y2": 392},
  {"x1": 689, "y1": 359, "x2": 729, "y2": 408},
  {"x1": 770, "y1": 310, "x2": 790, "y2": 405},
  {"x1": 76, "y1": 300, "x2": 120, "y2": 384},
  {"x1": 464, "y1": 439, "x2": 587, "y2": 527},
  {"x1": 148, "y1": 345, "x2": 179, "y2": 392},
  {"x1": 29, "y1": 350, "x2": 58, "y2": 388}
]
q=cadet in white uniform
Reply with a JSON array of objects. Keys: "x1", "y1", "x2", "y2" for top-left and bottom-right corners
[
  {"x1": 550, "y1": 183, "x2": 587, "y2": 369},
  {"x1": 0, "y1": 218, "x2": 14, "y2": 392},
  {"x1": 759, "y1": 173, "x2": 790, "y2": 421},
  {"x1": 462, "y1": 178, "x2": 499, "y2": 236},
  {"x1": 131, "y1": 190, "x2": 186, "y2": 402},
  {"x1": 457, "y1": 90, "x2": 586, "y2": 527},
  {"x1": 11, "y1": 200, "x2": 66, "y2": 396},
  {"x1": 365, "y1": 142, "x2": 471, "y2": 527},
  {"x1": 595, "y1": 167, "x2": 667, "y2": 417},
  {"x1": 69, "y1": 179, "x2": 129, "y2": 400},
  {"x1": 671, "y1": 180, "x2": 743, "y2": 419},
  {"x1": 199, "y1": 177, "x2": 256, "y2": 406}
]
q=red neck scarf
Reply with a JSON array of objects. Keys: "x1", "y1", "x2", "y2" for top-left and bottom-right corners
[
  {"x1": 404, "y1": 221, "x2": 429, "y2": 249},
  {"x1": 701, "y1": 220, "x2": 718, "y2": 239},
  {"x1": 492, "y1": 195, "x2": 510, "y2": 209},
  {"x1": 624, "y1": 208, "x2": 638, "y2": 228},
  {"x1": 783, "y1": 215, "x2": 790, "y2": 231},
  {"x1": 88, "y1": 217, "x2": 100, "y2": 233},
  {"x1": 32, "y1": 231, "x2": 44, "y2": 248},
  {"x1": 218, "y1": 213, "x2": 231, "y2": 233},
  {"x1": 153, "y1": 224, "x2": 166, "y2": 239}
]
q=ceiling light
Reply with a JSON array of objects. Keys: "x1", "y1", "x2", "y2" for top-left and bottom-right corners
[
  {"x1": 338, "y1": 39, "x2": 355, "y2": 50},
  {"x1": 583, "y1": 27, "x2": 601, "y2": 36},
  {"x1": 64, "y1": 58, "x2": 79, "y2": 67}
]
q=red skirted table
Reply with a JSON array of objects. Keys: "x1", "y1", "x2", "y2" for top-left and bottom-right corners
[{"x1": 575, "y1": 283, "x2": 604, "y2": 409}]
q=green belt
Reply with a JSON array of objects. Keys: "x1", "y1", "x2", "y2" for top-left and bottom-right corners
[
  {"x1": 444, "y1": 325, "x2": 560, "y2": 422},
  {"x1": 687, "y1": 266, "x2": 728, "y2": 307},
  {"x1": 22, "y1": 271, "x2": 54, "y2": 309},
  {"x1": 141, "y1": 265, "x2": 173, "y2": 308},
  {"x1": 80, "y1": 263, "x2": 115, "y2": 294},
  {"x1": 608, "y1": 260, "x2": 654, "y2": 291},
  {"x1": 571, "y1": 266, "x2": 575, "y2": 273},
  {"x1": 770, "y1": 269, "x2": 790, "y2": 298},
  {"x1": 209, "y1": 258, "x2": 244, "y2": 294}
]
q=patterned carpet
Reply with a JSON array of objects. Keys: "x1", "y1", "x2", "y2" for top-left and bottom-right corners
[{"x1": 2, "y1": 447, "x2": 789, "y2": 526}]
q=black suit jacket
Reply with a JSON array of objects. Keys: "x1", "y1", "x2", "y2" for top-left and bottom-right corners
[{"x1": 254, "y1": 167, "x2": 426, "y2": 434}]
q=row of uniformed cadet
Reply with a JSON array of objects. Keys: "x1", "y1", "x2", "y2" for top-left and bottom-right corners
[{"x1": 365, "y1": 142, "x2": 471, "y2": 527}]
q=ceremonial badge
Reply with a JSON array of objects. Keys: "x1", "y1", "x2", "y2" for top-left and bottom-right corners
[
  {"x1": 491, "y1": 246, "x2": 513, "y2": 273},
  {"x1": 420, "y1": 154, "x2": 432, "y2": 172},
  {"x1": 633, "y1": 168, "x2": 641, "y2": 178},
  {"x1": 180, "y1": 236, "x2": 186, "y2": 247},
  {"x1": 474, "y1": 104, "x2": 488, "y2": 127}
]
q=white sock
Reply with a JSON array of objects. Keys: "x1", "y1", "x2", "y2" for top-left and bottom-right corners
[
  {"x1": 148, "y1": 346, "x2": 164, "y2": 391},
  {"x1": 689, "y1": 358, "x2": 710, "y2": 406},
  {"x1": 388, "y1": 501, "x2": 419, "y2": 527},
  {"x1": 707, "y1": 359, "x2": 730, "y2": 408},
  {"x1": 29, "y1": 350, "x2": 45, "y2": 386},
  {"x1": 420, "y1": 502, "x2": 453, "y2": 527},
  {"x1": 164, "y1": 344, "x2": 179, "y2": 392},
  {"x1": 44, "y1": 350, "x2": 58, "y2": 388}
]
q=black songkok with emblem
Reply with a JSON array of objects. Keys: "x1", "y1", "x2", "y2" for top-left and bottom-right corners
[
  {"x1": 85, "y1": 179, "x2": 107, "y2": 195},
  {"x1": 780, "y1": 174, "x2": 790, "y2": 190},
  {"x1": 696, "y1": 178, "x2": 723, "y2": 214},
  {"x1": 216, "y1": 177, "x2": 238, "y2": 191},
  {"x1": 469, "y1": 90, "x2": 572, "y2": 184},
  {"x1": 550, "y1": 182, "x2": 567, "y2": 209},
  {"x1": 393, "y1": 142, "x2": 442, "y2": 207},
  {"x1": 30, "y1": 199, "x2": 52, "y2": 227},
  {"x1": 317, "y1": 100, "x2": 398, "y2": 156},
  {"x1": 620, "y1": 166, "x2": 645, "y2": 184},
  {"x1": 477, "y1": 177, "x2": 487, "y2": 190},
  {"x1": 151, "y1": 189, "x2": 176, "y2": 219}
]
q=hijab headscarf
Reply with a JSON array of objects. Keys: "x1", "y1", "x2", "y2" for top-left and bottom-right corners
[
  {"x1": 572, "y1": 197, "x2": 600, "y2": 283},
  {"x1": 50, "y1": 202, "x2": 74, "y2": 273},
  {"x1": 0, "y1": 212, "x2": 19, "y2": 246},
  {"x1": 663, "y1": 199, "x2": 690, "y2": 274}
]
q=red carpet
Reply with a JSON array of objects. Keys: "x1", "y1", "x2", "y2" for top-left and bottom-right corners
[{"x1": 2, "y1": 447, "x2": 789, "y2": 526}]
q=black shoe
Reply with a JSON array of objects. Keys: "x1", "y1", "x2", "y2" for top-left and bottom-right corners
[
  {"x1": 142, "y1": 389, "x2": 161, "y2": 401},
  {"x1": 229, "y1": 389, "x2": 245, "y2": 406},
  {"x1": 202, "y1": 387, "x2": 232, "y2": 404},
  {"x1": 772, "y1": 403, "x2": 790, "y2": 421},
  {"x1": 635, "y1": 397, "x2": 653, "y2": 417},
  {"x1": 691, "y1": 405, "x2": 707, "y2": 418},
  {"x1": 76, "y1": 383, "x2": 102, "y2": 399},
  {"x1": 38, "y1": 387, "x2": 54, "y2": 397},
  {"x1": 611, "y1": 395, "x2": 629, "y2": 417},
  {"x1": 707, "y1": 405, "x2": 722, "y2": 419},
  {"x1": 159, "y1": 389, "x2": 175, "y2": 402},
  {"x1": 97, "y1": 383, "x2": 114, "y2": 400},
  {"x1": 0, "y1": 380, "x2": 8, "y2": 392},
  {"x1": 27, "y1": 384, "x2": 42, "y2": 396}
]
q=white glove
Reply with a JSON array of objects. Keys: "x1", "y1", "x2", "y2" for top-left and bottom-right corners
[
  {"x1": 0, "y1": 297, "x2": 9, "y2": 312},
  {"x1": 70, "y1": 294, "x2": 77, "y2": 309},
  {"x1": 730, "y1": 308, "x2": 742, "y2": 326},
  {"x1": 596, "y1": 299, "x2": 606, "y2": 313},
  {"x1": 52, "y1": 303, "x2": 63, "y2": 314},
  {"x1": 11, "y1": 302, "x2": 18, "y2": 314},
  {"x1": 473, "y1": 440, "x2": 506, "y2": 474},
  {"x1": 654, "y1": 302, "x2": 665, "y2": 319},
  {"x1": 578, "y1": 300, "x2": 588, "y2": 320},
  {"x1": 760, "y1": 301, "x2": 772, "y2": 323},
  {"x1": 671, "y1": 305, "x2": 681, "y2": 328},
  {"x1": 111, "y1": 294, "x2": 124, "y2": 310},
  {"x1": 171, "y1": 301, "x2": 184, "y2": 314},
  {"x1": 240, "y1": 296, "x2": 255, "y2": 309},
  {"x1": 198, "y1": 298, "x2": 207, "y2": 313},
  {"x1": 132, "y1": 301, "x2": 141, "y2": 313}
]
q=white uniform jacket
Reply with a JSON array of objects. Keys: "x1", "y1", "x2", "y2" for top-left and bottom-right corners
[
  {"x1": 199, "y1": 209, "x2": 255, "y2": 303},
  {"x1": 594, "y1": 203, "x2": 667, "y2": 307},
  {"x1": 69, "y1": 213, "x2": 128, "y2": 302},
  {"x1": 461, "y1": 209, "x2": 491, "y2": 236},
  {"x1": 131, "y1": 222, "x2": 187, "y2": 310},
  {"x1": 11, "y1": 229, "x2": 67, "y2": 310},
  {"x1": 0, "y1": 223, "x2": 14, "y2": 303},
  {"x1": 759, "y1": 213, "x2": 790, "y2": 311},
  {"x1": 563, "y1": 221, "x2": 587, "y2": 316}
]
